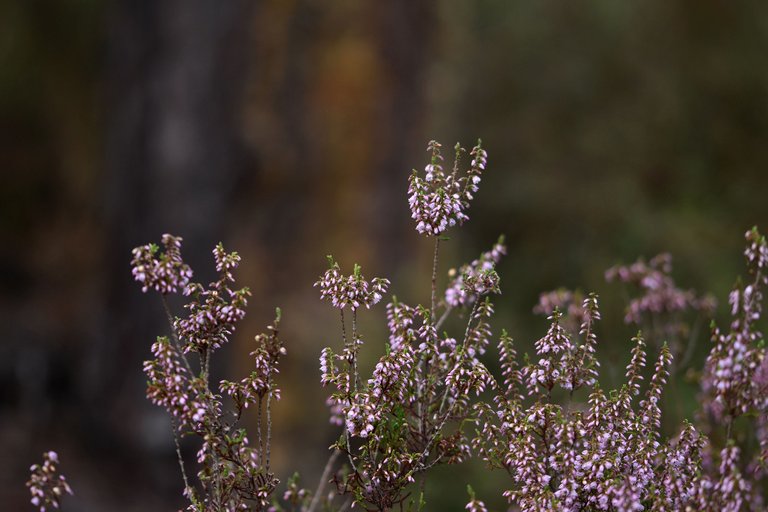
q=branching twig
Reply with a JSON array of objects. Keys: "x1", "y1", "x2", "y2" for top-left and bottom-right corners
[{"x1": 306, "y1": 450, "x2": 340, "y2": 512}]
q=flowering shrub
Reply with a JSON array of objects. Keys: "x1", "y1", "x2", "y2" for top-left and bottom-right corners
[
  {"x1": 313, "y1": 140, "x2": 497, "y2": 510},
  {"x1": 28, "y1": 139, "x2": 768, "y2": 511}
]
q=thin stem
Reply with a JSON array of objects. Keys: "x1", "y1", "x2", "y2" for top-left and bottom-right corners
[
  {"x1": 438, "y1": 301, "x2": 479, "y2": 415},
  {"x1": 257, "y1": 396, "x2": 264, "y2": 463},
  {"x1": 344, "y1": 428, "x2": 358, "y2": 474},
  {"x1": 340, "y1": 309, "x2": 348, "y2": 347},
  {"x1": 418, "y1": 239, "x2": 440, "y2": 458},
  {"x1": 306, "y1": 450, "x2": 341, "y2": 512},
  {"x1": 418, "y1": 300, "x2": 481, "y2": 469},
  {"x1": 352, "y1": 309, "x2": 360, "y2": 394},
  {"x1": 431, "y1": 238, "x2": 440, "y2": 320},
  {"x1": 171, "y1": 419, "x2": 194, "y2": 501},
  {"x1": 435, "y1": 306, "x2": 453, "y2": 331},
  {"x1": 339, "y1": 309, "x2": 358, "y2": 474},
  {"x1": 266, "y1": 386, "x2": 273, "y2": 473},
  {"x1": 161, "y1": 295, "x2": 193, "y2": 374},
  {"x1": 204, "y1": 347, "x2": 211, "y2": 383}
]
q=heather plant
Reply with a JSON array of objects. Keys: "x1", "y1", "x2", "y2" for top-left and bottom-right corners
[
  {"x1": 473, "y1": 297, "x2": 681, "y2": 510},
  {"x1": 131, "y1": 235, "x2": 286, "y2": 511},
  {"x1": 24, "y1": 138, "x2": 768, "y2": 512},
  {"x1": 471, "y1": 229, "x2": 768, "y2": 511},
  {"x1": 314, "y1": 140, "x2": 499, "y2": 511}
]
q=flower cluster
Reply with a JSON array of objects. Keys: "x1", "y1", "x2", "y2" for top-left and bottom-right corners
[
  {"x1": 445, "y1": 237, "x2": 506, "y2": 308},
  {"x1": 144, "y1": 336, "x2": 207, "y2": 429},
  {"x1": 314, "y1": 257, "x2": 390, "y2": 311},
  {"x1": 220, "y1": 308, "x2": 286, "y2": 408},
  {"x1": 521, "y1": 296, "x2": 600, "y2": 396},
  {"x1": 702, "y1": 228, "x2": 768, "y2": 422},
  {"x1": 472, "y1": 230, "x2": 768, "y2": 511},
  {"x1": 408, "y1": 140, "x2": 487, "y2": 236},
  {"x1": 606, "y1": 252, "x2": 715, "y2": 352},
  {"x1": 533, "y1": 288, "x2": 588, "y2": 335},
  {"x1": 175, "y1": 244, "x2": 250, "y2": 354},
  {"x1": 282, "y1": 473, "x2": 311, "y2": 509},
  {"x1": 465, "y1": 485, "x2": 488, "y2": 512},
  {"x1": 131, "y1": 233, "x2": 193, "y2": 294},
  {"x1": 477, "y1": 313, "x2": 685, "y2": 510},
  {"x1": 27, "y1": 451, "x2": 73, "y2": 512},
  {"x1": 320, "y1": 258, "x2": 498, "y2": 510}
]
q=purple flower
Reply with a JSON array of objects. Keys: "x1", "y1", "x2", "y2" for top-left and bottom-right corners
[
  {"x1": 445, "y1": 238, "x2": 506, "y2": 308},
  {"x1": 144, "y1": 336, "x2": 208, "y2": 429},
  {"x1": 27, "y1": 451, "x2": 73, "y2": 512},
  {"x1": 315, "y1": 257, "x2": 390, "y2": 311},
  {"x1": 408, "y1": 140, "x2": 488, "y2": 236},
  {"x1": 131, "y1": 234, "x2": 193, "y2": 294},
  {"x1": 174, "y1": 244, "x2": 250, "y2": 354}
]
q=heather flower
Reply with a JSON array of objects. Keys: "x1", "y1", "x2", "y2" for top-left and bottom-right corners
[
  {"x1": 445, "y1": 237, "x2": 506, "y2": 308},
  {"x1": 131, "y1": 233, "x2": 193, "y2": 294},
  {"x1": 133, "y1": 237, "x2": 287, "y2": 511},
  {"x1": 319, "y1": 284, "x2": 497, "y2": 509},
  {"x1": 522, "y1": 296, "x2": 600, "y2": 397},
  {"x1": 385, "y1": 298, "x2": 417, "y2": 350},
  {"x1": 476, "y1": 294, "x2": 685, "y2": 512},
  {"x1": 707, "y1": 444, "x2": 751, "y2": 512},
  {"x1": 220, "y1": 309, "x2": 286, "y2": 409},
  {"x1": 653, "y1": 422, "x2": 706, "y2": 509},
  {"x1": 639, "y1": 342, "x2": 672, "y2": 432},
  {"x1": 408, "y1": 140, "x2": 488, "y2": 236},
  {"x1": 27, "y1": 451, "x2": 73, "y2": 512},
  {"x1": 144, "y1": 336, "x2": 207, "y2": 429},
  {"x1": 174, "y1": 244, "x2": 250, "y2": 354},
  {"x1": 702, "y1": 228, "x2": 768, "y2": 421},
  {"x1": 745, "y1": 226, "x2": 768, "y2": 274},
  {"x1": 465, "y1": 486, "x2": 488, "y2": 512},
  {"x1": 314, "y1": 257, "x2": 389, "y2": 311},
  {"x1": 534, "y1": 308, "x2": 573, "y2": 356},
  {"x1": 497, "y1": 331, "x2": 523, "y2": 401},
  {"x1": 606, "y1": 253, "x2": 715, "y2": 356},
  {"x1": 282, "y1": 473, "x2": 311, "y2": 509}
]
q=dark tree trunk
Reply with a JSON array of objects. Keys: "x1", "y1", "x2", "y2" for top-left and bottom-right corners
[{"x1": 83, "y1": 1, "x2": 257, "y2": 507}]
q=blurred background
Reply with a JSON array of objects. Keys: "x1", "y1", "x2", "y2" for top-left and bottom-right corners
[{"x1": 2, "y1": 0, "x2": 768, "y2": 510}]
